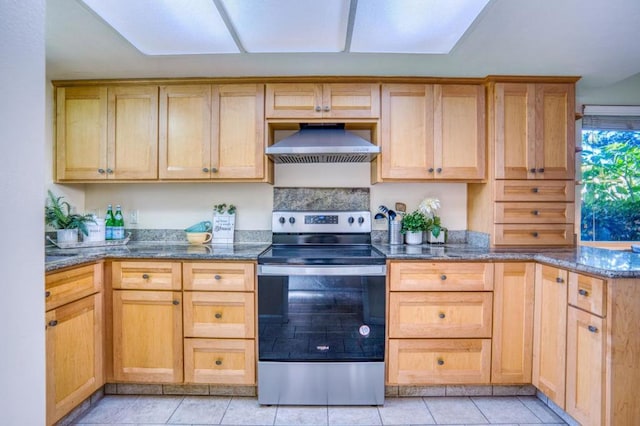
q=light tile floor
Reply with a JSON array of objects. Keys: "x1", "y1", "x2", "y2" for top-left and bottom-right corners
[{"x1": 71, "y1": 395, "x2": 567, "y2": 425}]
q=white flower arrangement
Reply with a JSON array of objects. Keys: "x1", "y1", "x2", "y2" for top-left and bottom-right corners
[
  {"x1": 418, "y1": 197, "x2": 445, "y2": 241},
  {"x1": 418, "y1": 197, "x2": 440, "y2": 217}
]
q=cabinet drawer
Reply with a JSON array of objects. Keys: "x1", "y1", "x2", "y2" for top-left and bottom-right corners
[
  {"x1": 493, "y1": 224, "x2": 574, "y2": 246},
  {"x1": 568, "y1": 273, "x2": 606, "y2": 317},
  {"x1": 183, "y1": 292, "x2": 255, "y2": 338},
  {"x1": 184, "y1": 338, "x2": 255, "y2": 384},
  {"x1": 46, "y1": 263, "x2": 102, "y2": 311},
  {"x1": 112, "y1": 261, "x2": 181, "y2": 290},
  {"x1": 183, "y1": 262, "x2": 254, "y2": 292},
  {"x1": 388, "y1": 339, "x2": 491, "y2": 384},
  {"x1": 495, "y1": 180, "x2": 575, "y2": 202},
  {"x1": 389, "y1": 292, "x2": 493, "y2": 338},
  {"x1": 495, "y1": 202, "x2": 574, "y2": 224},
  {"x1": 390, "y1": 262, "x2": 493, "y2": 291}
]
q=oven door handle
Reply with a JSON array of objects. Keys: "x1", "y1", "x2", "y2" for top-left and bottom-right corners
[{"x1": 258, "y1": 264, "x2": 386, "y2": 276}]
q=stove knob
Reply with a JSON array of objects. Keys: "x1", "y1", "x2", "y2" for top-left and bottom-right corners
[
  {"x1": 279, "y1": 216, "x2": 285, "y2": 224},
  {"x1": 348, "y1": 217, "x2": 355, "y2": 224},
  {"x1": 289, "y1": 217, "x2": 295, "y2": 224},
  {"x1": 358, "y1": 217, "x2": 365, "y2": 225}
]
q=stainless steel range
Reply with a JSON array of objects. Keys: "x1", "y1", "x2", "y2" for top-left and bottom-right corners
[{"x1": 257, "y1": 210, "x2": 386, "y2": 405}]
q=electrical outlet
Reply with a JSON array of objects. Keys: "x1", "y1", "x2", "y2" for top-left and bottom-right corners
[{"x1": 129, "y1": 210, "x2": 138, "y2": 225}]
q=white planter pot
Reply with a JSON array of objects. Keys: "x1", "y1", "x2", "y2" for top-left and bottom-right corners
[
  {"x1": 426, "y1": 231, "x2": 445, "y2": 244},
  {"x1": 405, "y1": 231, "x2": 423, "y2": 245},
  {"x1": 56, "y1": 228, "x2": 78, "y2": 244}
]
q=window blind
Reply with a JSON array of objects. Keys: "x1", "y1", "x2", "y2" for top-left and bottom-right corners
[{"x1": 582, "y1": 105, "x2": 640, "y2": 130}]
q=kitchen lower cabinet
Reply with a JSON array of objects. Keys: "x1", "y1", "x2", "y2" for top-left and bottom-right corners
[
  {"x1": 532, "y1": 264, "x2": 568, "y2": 409},
  {"x1": 491, "y1": 262, "x2": 535, "y2": 384},
  {"x1": 46, "y1": 264, "x2": 103, "y2": 426}
]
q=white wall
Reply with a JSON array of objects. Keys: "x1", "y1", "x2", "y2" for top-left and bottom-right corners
[{"x1": 0, "y1": 0, "x2": 46, "y2": 423}]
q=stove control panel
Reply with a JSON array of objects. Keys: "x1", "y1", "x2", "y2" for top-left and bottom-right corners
[{"x1": 272, "y1": 211, "x2": 371, "y2": 233}]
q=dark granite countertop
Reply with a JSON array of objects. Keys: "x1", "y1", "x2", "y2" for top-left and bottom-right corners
[
  {"x1": 46, "y1": 241, "x2": 640, "y2": 279},
  {"x1": 374, "y1": 243, "x2": 640, "y2": 279}
]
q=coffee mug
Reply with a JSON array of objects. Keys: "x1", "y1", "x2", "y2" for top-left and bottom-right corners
[{"x1": 186, "y1": 232, "x2": 212, "y2": 244}]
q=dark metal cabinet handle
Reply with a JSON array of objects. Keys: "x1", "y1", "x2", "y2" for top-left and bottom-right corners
[
  {"x1": 98, "y1": 168, "x2": 106, "y2": 174},
  {"x1": 172, "y1": 300, "x2": 180, "y2": 305},
  {"x1": 214, "y1": 274, "x2": 222, "y2": 280},
  {"x1": 323, "y1": 106, "x2": 330, "y2": 112},
  {"x1": 532, "y1": 232, "x2": 539, "y2": 238},
  {"x1": 48, "y1": 320, "x2": 58, "y2": 327},
  {"x1": 532, "y1": 210, "x2": 540, "y2": 216},
  {"x1": 437, "y1": 359, "x2": 444, "y2": 366},
  {"x1": 106, "y1": 168, "x2": 113, "y2": 174},
  {"x1": 438, "y1": 313, "x2": 446, "y2": 319},
  {"x1": 530, "y1": 168, "x2": 537, "y2": 173},
  {"x1": 142, "y1": 274, "x2": 150, "y2": 279},
  {"x1": 315, "y1": 106, "x2": 321, "y2": 112},
  {"x1": 440, "y1": 274, "x2": 447, "y2": 280},
  {"x1": 211, "y1": 167, "x2": 218, "y2": 173},
  {"x1": 556, "y1": 277, "x2": 564, "y2": 283},
  {"x1": 436, "y1": 168, "x2": 442, "y2": 173},
  {"x1": 45, "y1": 291, "x2": 51, "y2": 298},
  {"x1": 202, "y1": 167, "x2": 209, "y2": 173},
  {"x1": 532, "y1": 187, "x2": 539, "y2": 193},
  {"x1": 215, "y1": 313, "x2": 222, "y2": 319},
  {"x1": 588, "y1": 325, "x2": 598, "y2": 333},
  {"x1": 538, "y1": 168, "x2": 545, "y2": 173},
  {"x1": 215, "y1": 359, "x2": 223, "y2": 366},
  {"x1": 428, "y1": 168, "x2": 434, "y2": 173},
  {"x1": 578, "y1": 289, "x2": 589, "y2": 296}
]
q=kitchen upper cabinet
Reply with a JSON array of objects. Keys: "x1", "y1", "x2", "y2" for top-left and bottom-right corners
[
  {"x1": 494, "y1": 82, "x2": 575, "y2": 180},
  {"x1": 379, "y1": 84, "x2": 485, "y2": 181},
  {"x1": 491, "y1": 263, "x2": 535, "y2": 384},
  {"x1": 159, "y1": 84, "x2": 266, "y2": 181},
  {"x1": 532, "y1": 264, "x2": 568, "y2": 409},
  {"x1": 265, "y1": 83, "x2": 380, "y2": 119},
  {"x1": 56, "y1": 86, "x2": 158, "y2": 181}
]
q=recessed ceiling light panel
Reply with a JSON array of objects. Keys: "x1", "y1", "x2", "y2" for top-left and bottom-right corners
[
  {"x1": 351, "y1": 0, "x2": 490, "y2": 54},
  {"x1": 80, "y1": 0, "x2": 239, "y2": 55}
]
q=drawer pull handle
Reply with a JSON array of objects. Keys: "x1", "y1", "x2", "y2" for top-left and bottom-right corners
[
  {"x1": 436, "y1": 167, "x2": 442, "y2": 173},
  {"x1": 437, "y1": 359, "x2": 444, "y2": 366},
  {"x1": 532, "y1": 187, "x2": 539, "y2": 193},
  {"x1": 142, "y1": 274, "x2": 150, "y2": 279},
  {"x1": 215, "y1": 359, "x2": 223, "y2": 366},
  {"x1": 578, "y1": 289, "x2": 589, "y2": 296},
  {"x1": 588, "y1": 325, "x2": 598, "y2": 333},
  {"x1": 532, "y1": 232, "x2": 539, "y2": 238},
  {"x1": 211, "y1": 167, "x2": 218, "y2": 173},
  {"x1": 315, "y1": 106, "x2": 321, "y2": 112},
  {"x1": 214, "y1": 275, "x2": 222, "y2": 280},
  {"x1": 438, "y1": 313, "x2": 445, "y2": 319},
  {"x1": 537, "y1": 168, "x2": 545, "y2": 173},
  {"x1": 556, "y1": 277, "x2": 564, "y2": 283},
  {"x1": 532, "y1": 210, "x2": 540, "y2": 216},
  {"x1": 98, "y1": 168, "x2": 106, "y2": 174},
  {"x1": 428, "y1": 168, "x2": 434, "y2": 173},
  {"x1": 323, "y1": 106, "x2": 330, "y2": 112},
  {"x1": 48, "y1": 320, "x2": 58, "y2": 327},
  {"x1": 172, "y1": 300, "x2": 180, "y2": 305},
  {"x1": 45, "y1": 291, "x2": 51, "y2": 298},
  {"x1": 530, "y1": 168, "x2": 537, "y2": 173},
  {"x1": 215, "y1": 313, "x2": 222, "y2": 319},
  {"x1": 202, "y1": 167, "x2": 209, "y2": 173},
  {"x1": 440, "y1": 274, "x2": 447, "y2": 281}
]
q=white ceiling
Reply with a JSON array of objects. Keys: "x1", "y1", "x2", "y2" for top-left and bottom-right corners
[{"x1": 47, "y1": 0, "x2": 640, "y2": 92}]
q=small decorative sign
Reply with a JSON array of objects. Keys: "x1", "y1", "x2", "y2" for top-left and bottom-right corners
[{"x1": 212, "y1": 204, "x2": 236, "y2": 244}]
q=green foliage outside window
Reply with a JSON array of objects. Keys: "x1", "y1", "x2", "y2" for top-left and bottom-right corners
[{"x1": 581, "y1": 130, "x2": 640, "y2": 241}]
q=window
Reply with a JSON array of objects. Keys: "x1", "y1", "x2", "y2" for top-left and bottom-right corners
[{"x1": 580, "y1": 106, "x2": 640, "y2": 242}]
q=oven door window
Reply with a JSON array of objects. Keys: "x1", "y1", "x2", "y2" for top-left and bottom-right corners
[{"x1": 258, "y1": 275, "x2": 385, "y2": 362}]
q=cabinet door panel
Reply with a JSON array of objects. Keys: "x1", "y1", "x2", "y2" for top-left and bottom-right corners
[
  {"x1": 495, "y1": 180, "x2": 575, "y2": 202},
  {"x1": 56, "y1": 86, "x2": 108, "y2": 181},
  {"x1": 568, "y1": 272, "x2": 606, "y2": 317},
  {"x1": 380, "y1": 84, "x2": 434, "y2": 179},
  {"x1": 159, "y1": 85, "x2": 212, "y2": 179},
  {"x1": 184, "y1": 338, "x2": 255, "y2": 384},
  {"x1": 46, "y1": 263, "x2": 102, "y2": 311},
  {"x1": 323, "y1": 83, "x2": 380, "y2": 118},
  {"x1": 108, "y1": 86, "x2": 158, "y2": 179},
  {"x1": 265, "y1": 83, "x2": 321, "y2": 118},
  {"x1": 494, "y1": 202, "x2": 574, "y2": 224},
  {"x1": 494, "y1": 224, "x2": 574, "y2": 246},
  {"x1": 183, "y1": 262, "x2": 255, "y2": 292},
  {"x1": 111, "y1": 261, "x2": 181, "y2": 290},
  {"x1": 183, "y1": 292, "x2": 255, "y2": 338},
  {"x1": 390, "y1": 262, "x2": 493, "y2": 291}
]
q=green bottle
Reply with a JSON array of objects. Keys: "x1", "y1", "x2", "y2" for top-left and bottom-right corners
[
  {"x1": 113, "y1": 205, "x2": 125, "y2": 240},
  {"x1": 105, "y1": 204, "x2": 115, "y2": 240}
]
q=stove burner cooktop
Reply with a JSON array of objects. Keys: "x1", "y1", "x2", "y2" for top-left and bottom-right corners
[{"x1": 258, "y1": 244, "x2": 385, "y2": 265}]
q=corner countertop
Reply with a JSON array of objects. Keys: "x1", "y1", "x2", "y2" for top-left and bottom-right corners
[{"x1": 46, "y1": 241, "x2": 640, "y2": 279}]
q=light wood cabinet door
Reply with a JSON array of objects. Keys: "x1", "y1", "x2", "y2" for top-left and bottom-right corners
[
  {"x1": 184, "y1": 338, "x2": 255, "y2": 384},
  {"x1": 183, "y1": 291, "x2": 255, "y2": 338},
  {"x1": 107, "y1": 86, "x2": 158, "y2": 180},
  {"x1": 494, "y1": 82, "x2": 575, "y2": 180},
  {"x1": 183, "y1": 262, "x2": 255, "y2": 292},
  {"x1": 112, "y1": 290, "x2": 183, "y2": 383},
  {"x1": 159, "y1": 85, "x2": 212, "y2": 179},
  {"x1": 434, "y1": 84, "x2": 485, "y2": 180},
  {"x1": 491, "y1": 263, "x2": 535, "y2": 384},
  {"x1": 265, "y1": 83, "x2": 379, "y2": 118},
  {"x1": 565, "y1": 306, "x2": 605, "y2": 426},
  {"x1": 56, "y1": 86, "x2": 108, "y2": 181},
  {"x1": 389, "y1": 292, "x2": 493, "y2": 338},
  {"x1": 388, "y1": 339, "x2": 491, "y2": 384},
  {"x1": 46, "y1": 292, "x2": 103, "y2": 426},
  {"x1": 212, "y1": 84, "x2": 265, "y2": 179},
  {"x1": 532, "y1": 264, "x2": 568, "y2": 408},
  {"x1": 390, "y1": 261, "x2": 493, "y2": 292},
  {"x1": 568, "y1": 272, "x2": 606, "y2": 317}
]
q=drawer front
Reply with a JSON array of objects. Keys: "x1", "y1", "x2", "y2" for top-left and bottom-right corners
[
  {"x1": 183, "y1": 262, "x2": 255, "y2": 292},
  {"x1": 112, "y1": 261, "x2": 181, "y2": 290},
  {"x1": 493, "y1": 224, "x2": 574, "y2": 246},
  {"x1": 495, "y1": 180, "x2": 575, "y2": 202},
  {"x1": 184, "y1": 338, "x2": 255, "y2": 384},
  {"x1": 389, "y1": 292, "x2": 493, "y2": 338},
  {"x1": 568, "y1": 272, "x2": 606, "y2": 317},
  {"x1": 390, "y1": 262, "x2": 493, "y2": 291},
  {"x1": 183, "y1": 292, "x2": 255, "y2": 338},
  {"x1": 46, "y1": 263, "x2": 102, "y2": 311},
  {"x1": 388, "y1": 339, "x2": 491, "y2": 384},
  {"x1": 495, "y1": 202, "x2": 575, "y2": 224}
]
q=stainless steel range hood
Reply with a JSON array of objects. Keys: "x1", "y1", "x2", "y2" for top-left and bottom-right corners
[{"x1": 266, "y1": 123, "x2": 380, "y2": 164}]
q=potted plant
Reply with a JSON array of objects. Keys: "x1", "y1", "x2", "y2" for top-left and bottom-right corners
[
  {"x1": 400, "y1": 210, "x2": 427, "y2": 245},
  {"x1": 419, "y1": 197, "x2": 446, "y2": 244},
  {"x1": 45, "y1": 190, "x2": 95, "y2": 243}
]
